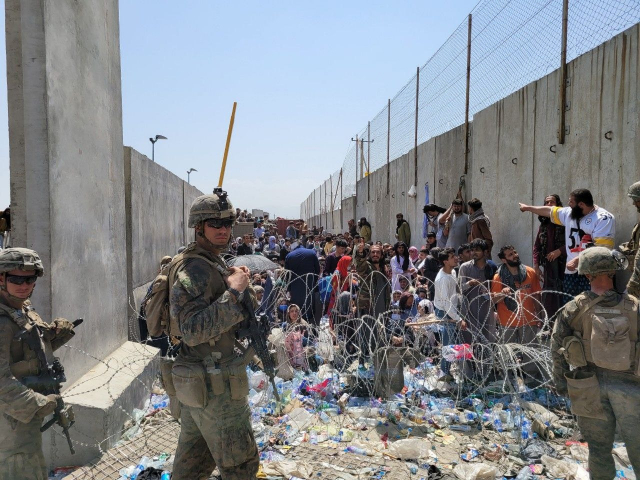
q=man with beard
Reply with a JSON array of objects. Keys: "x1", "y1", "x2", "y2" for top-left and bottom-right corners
[
  {"x1": 491, "y1": 245, "x2": 542, "y2": 379},
  {"x1": 623, "y1": 181, "x2": 640, "y2": 297},
  {"x1": 520, "y1": 188, "x2": 615, "y2": 298},
  {"x1": 354, "y1": 240, "x2": 391, "y2": 317},
  {"x1": 395, "y1": 213, "x2": 411, "y2": 246},
  {"x1": 532, "y1": 194, "x2": 566, "y2": 319}
]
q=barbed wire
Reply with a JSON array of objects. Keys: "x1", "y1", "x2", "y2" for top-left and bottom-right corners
[
  {"x1": 60, "y1": 267, "x2": 584, "y2": 479},
  {"x1": 301, "y1": 0, "x2": 640, "y2": 219}
]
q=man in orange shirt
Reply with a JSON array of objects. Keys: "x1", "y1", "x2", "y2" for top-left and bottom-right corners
[{"x1": 491, "y1": 245, "x2": 543, "y2": 380}]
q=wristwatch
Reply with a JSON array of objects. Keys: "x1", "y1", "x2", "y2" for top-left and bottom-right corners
[{"x1": 227, "y1": 287, "x2": 244, "y2": 301}]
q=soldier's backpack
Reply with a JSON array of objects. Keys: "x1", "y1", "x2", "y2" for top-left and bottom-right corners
[{"x1": 143, "y1": 250, "x2": 218, "y2": 338}]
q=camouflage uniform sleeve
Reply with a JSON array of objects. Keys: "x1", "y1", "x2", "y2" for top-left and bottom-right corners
[
  {"x1": 550, "y1": 300, "x2": 580, "y2": 395},
  {"x1": 0, "y1": 318, "x2": 49, "y2": 423},
  {"x1": 628, "y1": 249, "x2": 640, "y2": 298},
  {"x1": 354, "y1": 253, "x2": 372, "y2": 278},
  {"x1": 170, "y1": 259, "x2": 247, "y2": 347}
]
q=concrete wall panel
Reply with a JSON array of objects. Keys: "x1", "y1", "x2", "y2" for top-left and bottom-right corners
[
  {"x1": 6, "y1": 0, "x2": 128, "y2": 385},
  {"x1": 308, "y1": 25, "x2": 640, "y2": 265}
]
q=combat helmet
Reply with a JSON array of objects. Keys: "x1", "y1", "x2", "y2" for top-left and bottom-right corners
[
  {"x1": 578, "y1": 247, "x2": 627, "y2": 276},
  {"x1": 0, "y1": 248, "x2": 44, "y2": 276},
  {"x1": 188, "y1": 188, "x2": 235, "y2": 227},
  {"x1": 627, "y1": 181, "x2": 640, "y2": 201}
]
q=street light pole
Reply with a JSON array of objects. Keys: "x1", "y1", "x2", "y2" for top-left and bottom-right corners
[
  {"x1": 149, "y1": 134, "x2": 167, "y2": 162},
  {"x1": 187, "y1": 168, "x2": 197, "y2": 184}
]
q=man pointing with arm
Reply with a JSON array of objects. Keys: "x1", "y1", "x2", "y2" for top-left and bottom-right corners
[{"x1": 520, "y1": 188, "x2": 615, "y2": 298}]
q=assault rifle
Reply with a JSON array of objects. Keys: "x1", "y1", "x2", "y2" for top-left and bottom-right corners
[
  {"x1": 236, "y1": 297, "x2": 281, "y2": 403},
  {"x1": 14, "y1": 318, "x2": 83, "y2": 454}
]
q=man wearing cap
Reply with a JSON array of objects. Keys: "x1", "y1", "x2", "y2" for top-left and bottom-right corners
[
  {"x1": 169, "y1": 190, "x2": 259, "y2": 480},
  {"x1": 551, "y1": 247, "x2": 639, "y2": 478},
  {"x1": 624, "y1": 181, "x2": 640, "y2": 298},
  {"x1": 0, "y1": 248, "x2": 76, "y2": 479}
]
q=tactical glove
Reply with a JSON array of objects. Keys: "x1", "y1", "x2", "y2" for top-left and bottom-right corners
[{"x1": 36, "y1": 394, "x2": 61, "y2": 418}]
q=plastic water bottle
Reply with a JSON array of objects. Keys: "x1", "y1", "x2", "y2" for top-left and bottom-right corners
[
  {"x1": 346, "y1": 445, "x2": 368, "y2": 455},
  {"x1": 319, "y1": 411, "x2": 331, "y2": 424},
  {"x1": 309, "y1": 431, "x2": 318, "y2": 444},
  {"x1": 129, "y1": 456, "x2": 151, "y2": 479},
  {"x1": 521, "y1": 419, "x2": 532, "y2": 440},
  {"x1": 160, "y1": 472, "x2": 171, "y2": 480},
  {"x1": 493, "y1": 417, "x2": 504, "y2": 433},
  {"x1": 449, "y1": 424, "x2": 472, "y2": 432}
]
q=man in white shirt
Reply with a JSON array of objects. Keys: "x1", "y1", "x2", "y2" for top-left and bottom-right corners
[
  {"x1": 520, "y1": 188, "x2": 615, "y2": 298},
  {"x1": 433, "y1": 247, "x2": 467, "y2": 380}
]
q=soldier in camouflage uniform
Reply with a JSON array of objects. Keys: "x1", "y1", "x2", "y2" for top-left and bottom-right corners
[
  {"x1": 624, "y1": 181, "x2": 640, "y2": 298},
  {"x1": 551, "y1": 247, "x2": 640, "y2": 478},
  {"x1": 169, "y1": 190, "x2": 259, "y2": 480},
  {"x1": 0, "y1": 248, "x2": 76, "y2": 480}
]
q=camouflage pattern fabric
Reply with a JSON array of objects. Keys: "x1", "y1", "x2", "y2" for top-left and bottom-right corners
[
  {"x1": 171, "y1": 389, "x2": 259, "y2": 480},
  {"x1": 627, "y1": 224, "x2": 640, "y2": 298},
  {"x1": 169, "y1": 244, "x2": 258, "y2": 479},
  {"x1": 353, "y1": 253, "x2": 390, "y2": 314},
  {"x1": 551, "y1": 289, "x2": 640, "y2": 477},
  {"x1": 188, "y1": 193, "x2": 235, "y2": 227},
  {"x1": 577, "y1": 246, "x2": 618, "y2": 276},
  {"x1": 574, "y1": 369, "x2": 640, "y2": 479},
  {"x1": 0, "y1": 301, "x2": 74, "y2": 479},
  {"x1": 550, "y1": 290, "x2": 629, "y2": 393},
  {"x1": 0, "y1": 248, "x2": 44, "y2": 276}
]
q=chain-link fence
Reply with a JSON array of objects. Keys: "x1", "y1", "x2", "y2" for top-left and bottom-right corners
[{"x1": 301, "y1": 0, "x2": 640, "y2": 219}]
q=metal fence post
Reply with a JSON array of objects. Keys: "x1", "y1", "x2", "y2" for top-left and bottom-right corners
[
  {"x1": 414, "y1": 66, "x2": 419, "y2": 186},
  {"x1": 367, "y1": 121, "x2": 371, "y2": 201},
  {"x1": 558, "y1": 0, "x2": 569, "y2": 144},
  {"x1": 340, "y1": 168, "x2": 343, "y2": 230},
  {"x1": 464, "y1": 14, "x2": 472, "y2": 174},
  {"x1": 386, "y1": 98, "x2": 391, "y2": 195}
]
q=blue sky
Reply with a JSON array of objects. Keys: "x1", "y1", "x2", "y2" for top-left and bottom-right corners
[{"x1": 0, "y1": 1, "x2": 479, "y2": 218}]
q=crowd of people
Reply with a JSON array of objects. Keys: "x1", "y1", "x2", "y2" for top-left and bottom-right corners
[
  {"x1": 169, "y1": 187, "x2": 636, "y2": 391},
  {"x1": 3, "y1": 184, "x2": 640, "y2": 479}
]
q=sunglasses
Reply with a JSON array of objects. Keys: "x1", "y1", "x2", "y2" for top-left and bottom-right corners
[
  {"x1": 205, "y1": 218, "x2": 234, "y2": 229},
  {"x1": 5, "y1": 274, "x2": 38, "y2": 286}
]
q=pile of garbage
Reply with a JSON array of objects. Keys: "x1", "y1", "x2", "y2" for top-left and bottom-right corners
[
  {"x1": 244, "y1": 358, "x2": 636, "y2": 480},
  {"x1": 50, "y1": 358, "x2": 637, "y2": 479}
]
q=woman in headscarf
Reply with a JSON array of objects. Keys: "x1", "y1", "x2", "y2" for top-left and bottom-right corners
[
  {"x1": 263, "y1": 235, "x2": 281, "y2": 258},
  {"x1": 283, "y1": 304, "x2": 315, "y2": 371},
  {"x1": 390, "y1": 242, "x2": 416, "y2": 291},
  {"x1": 408, "y1": 246, "x2": 420, "y2": 264},
  {"x1": 328, "y1": 255, "x2": 353, "y2": 315}
]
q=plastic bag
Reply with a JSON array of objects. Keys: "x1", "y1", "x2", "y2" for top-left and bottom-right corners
[
  {"x1": 521, "y1": 438, "x2": 557, "y2": 462},
  {"x1": 387, "y1": 438, "x2": 430, "y2": 459},
  {"x1": 453, "y1": 463, "x2": 498, "y2": 480},
  {"x1": 442, "y1": 344, "x2": 474, "y2": 361},
  {"x1": 541, "y1": 455, "x2": 589, "y2": 480},
  {"x1": 287, "y1": 407, "x2": 314, "y2": 430}
]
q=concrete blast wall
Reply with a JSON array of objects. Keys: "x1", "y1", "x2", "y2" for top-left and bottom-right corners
[
  {"x1": 305, "y1": 24, "x2": 640, "y2": 266},
  {"x1": 6, "y1": 0, "x2": 127, "y2": 385},
  {"x1": 125, "y1": 147, "x2": 203, "y2": 327}
]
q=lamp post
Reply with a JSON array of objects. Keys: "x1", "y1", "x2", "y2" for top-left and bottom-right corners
[
  {"x1": 149, "y1": 134, "x2": 167, "y2": 162},
  {"x1": 187, "y1": 168, "x2": 197, "y2": 184}
]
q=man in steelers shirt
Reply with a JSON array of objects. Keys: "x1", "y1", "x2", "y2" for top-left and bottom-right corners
[{"x1": 519, "y1": 188, "x2": 615, "y2": 298}]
